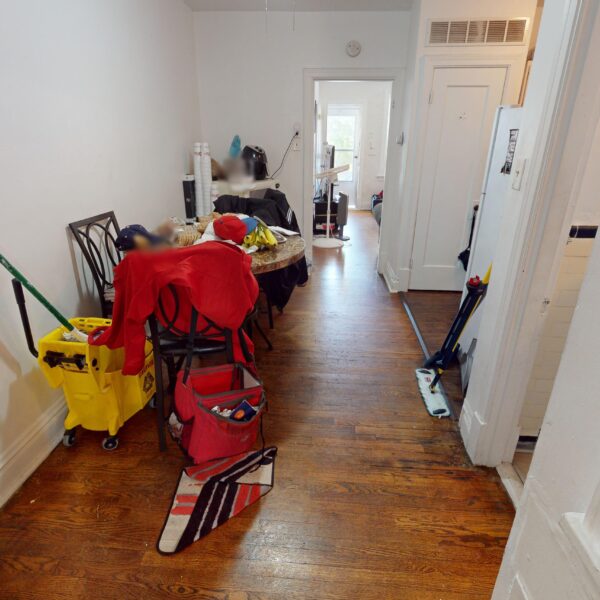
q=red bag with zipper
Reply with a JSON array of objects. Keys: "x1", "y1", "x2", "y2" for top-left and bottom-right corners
[{"x1": 174, "y1": 363, "x2": 265, "y2": 464}]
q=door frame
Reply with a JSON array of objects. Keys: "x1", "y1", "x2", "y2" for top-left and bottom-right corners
[
  {"x1": 459, "y1": 0, "x2": 600, "y2": 467},
  {"x1": 324, "y1": 103, "x2": 362, "y2": 208},
  {"x1": 302, "y1": 68, "x2": 405, "y2": 265},
  {"x1": 407, "y1": 64, "x2": 509, "y2": 291}
]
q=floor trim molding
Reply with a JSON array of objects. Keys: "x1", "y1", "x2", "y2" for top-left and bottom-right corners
[{"x1": 0, "y1": 397, "x2": 66, "y2": 507}]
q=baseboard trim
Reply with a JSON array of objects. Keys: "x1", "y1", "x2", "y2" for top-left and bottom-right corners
[
  {"x1": 383, "y1": 262, "x2": 410, "y2": 293},
  {"x1": 0, "y1": 397, "x2": 66, "y2": 507},
  {"x1": 497, "y1": 462, "x2": 524, "y2": 508}
]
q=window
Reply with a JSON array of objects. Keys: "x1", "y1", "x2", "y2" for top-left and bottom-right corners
[{"x1": 326, "y1": 107, "x2": 359, "y2": 182}]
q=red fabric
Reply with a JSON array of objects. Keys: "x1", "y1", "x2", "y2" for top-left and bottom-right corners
[
  {"x1": 175, "y1": 366, "x2": 264, "y2": 464},
  {"x1": 89, "y1": 241, "x2": 258, "y2": 375}
]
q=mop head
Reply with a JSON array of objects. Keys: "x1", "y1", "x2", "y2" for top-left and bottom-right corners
[{"x1": 415, "y1": 368, "x2": 451, "y2": 418}]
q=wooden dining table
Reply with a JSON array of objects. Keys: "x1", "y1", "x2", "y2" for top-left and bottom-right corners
[
  {"x1": 249, "y1": 235, "x2": 305, "y2": 275},
  {"x1": 174, "y1": 225, "x2": 306, "y2": 275}
]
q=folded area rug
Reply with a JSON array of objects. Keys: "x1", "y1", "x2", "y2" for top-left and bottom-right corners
[{"x1": 158, "y1": 446, "x2": 277, "y2": 554}]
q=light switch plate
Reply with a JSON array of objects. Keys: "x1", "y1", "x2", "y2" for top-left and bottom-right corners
[{"x1": 512, "y1": 158, "x2": 527, "y2": 191}]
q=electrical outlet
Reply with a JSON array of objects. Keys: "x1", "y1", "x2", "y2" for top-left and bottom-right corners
[{"x1": 292, "y1": 136, "x2": 301, "y2": 151}]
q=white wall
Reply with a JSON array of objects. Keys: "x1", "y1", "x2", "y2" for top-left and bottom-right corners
[
  {"x1": 573, "y1": 117, "x2": 600, "y2": 224},
  {"x1": 193, "y1": 10, "x2": 411, "y2": 234},
  {"x1": 518, "y1": 235, "x2": 594, "y2": 437},
  {"x1": 317, "y1": 81, "x2": 391, "y2": 209},
  {"x1": 0, "y1": 0, "x2": 200, "y2": 506},
  {"x1": 493, "y1": 209, "x2": 600, "y2": 600},
  {"x1": 380, "y1": 0, "x2": 537, "y2": 291}
]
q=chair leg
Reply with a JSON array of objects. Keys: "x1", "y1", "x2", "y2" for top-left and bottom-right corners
[
  {"x1": 266, "y1": 297, "x2": 274, "y2": 330},
  {"x1": 165, "y1": 356, "x2": 177, "y2": 393},
  {"x1": 154, "y1": 353, "x2": 167, "y2": 452},
  {"x1": 254, "y1": 320, "x2": 273, "y2": 351}
]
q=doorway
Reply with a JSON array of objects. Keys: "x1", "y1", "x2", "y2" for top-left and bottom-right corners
[
  {"x1": 409, "y1": 66, "x2": 507, "y2": 291},
  {"x1": 324, "y1": 104, "x2": 361, "y2": 208},
  {"x1": 305, "y1": 72, "x2": 399, "y2": 258}
]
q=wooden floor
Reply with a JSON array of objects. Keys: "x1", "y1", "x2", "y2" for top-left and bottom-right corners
[{"x1": 0, "y1": 211, "x2": 514, "y2": 599}]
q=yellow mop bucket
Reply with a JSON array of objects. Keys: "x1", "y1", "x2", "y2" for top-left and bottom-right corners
[{"x1": 38, "y1": 317, "x2": 156, "y2": 450}]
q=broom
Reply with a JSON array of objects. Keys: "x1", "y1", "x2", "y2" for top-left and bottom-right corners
[{"x1": 0, "y1": 253, "x2": 88, "y2": 342}]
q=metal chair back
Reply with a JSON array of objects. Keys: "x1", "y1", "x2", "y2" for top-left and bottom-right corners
[{"x1": 69, "y1": 212, "x2": 121, "y2": 318}]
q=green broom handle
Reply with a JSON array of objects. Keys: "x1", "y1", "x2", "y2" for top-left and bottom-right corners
[{"x1": 0, "y1": 253, "x2": 78, "y2": 333}]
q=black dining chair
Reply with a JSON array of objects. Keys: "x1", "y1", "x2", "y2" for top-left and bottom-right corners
[
  {"x1": 148, "y1": 284, "x2": 258, "y2": 451},
  {"x1": 69, "y1": 212, "x2": 122, "y2": 318}
]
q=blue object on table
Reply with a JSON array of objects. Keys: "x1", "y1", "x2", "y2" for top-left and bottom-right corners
[{"x1": 229, "y1": 135, "x2": 242, "y2": 158}]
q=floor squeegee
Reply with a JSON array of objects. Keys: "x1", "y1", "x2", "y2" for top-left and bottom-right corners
[
  {"x1": 416, "y1": 265, "x2": 492, "y2": 418},
  {"x1": 0, "y1": 253, "x2": 88, "y2": 342}
]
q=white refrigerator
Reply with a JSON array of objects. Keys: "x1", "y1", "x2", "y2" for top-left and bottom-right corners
[{"x1": 459, "y1": 105, "x2": 523, "y2": 389}]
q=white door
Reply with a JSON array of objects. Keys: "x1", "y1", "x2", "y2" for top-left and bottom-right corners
[
  {"x1": 325, "y1": 105, "x2": 361, "y2": 207},
  {"x1": 409, "y1": 67, "x2": 507, "y2": 290}
]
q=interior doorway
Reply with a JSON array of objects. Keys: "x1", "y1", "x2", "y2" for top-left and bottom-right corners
[
  {"x1": 325, "y1": 104, "x2": 361, "y2": 208},
  {"x1": 312, "y1": 79, "x2": 393, "y2": 244}
]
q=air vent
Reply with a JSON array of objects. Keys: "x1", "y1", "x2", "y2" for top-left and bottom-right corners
[
  {"x1": 428, "y1": 18, "x2": 528, "y2": 46},
  {"x1": 430, "y1": 20, "x2": 450, "y2": 44},
  {"x1": 506, "y1": 19, "x2": 527, "y2": 42},
  {"x1": 448, "y1": 21, "x2": 468, "y2": 44},
  {"x1": 486, "y1": 20, "x2": 508, "y2": 43},
  {"x1": 467, "y1": 20, "x2": 487, "y2": 44}
]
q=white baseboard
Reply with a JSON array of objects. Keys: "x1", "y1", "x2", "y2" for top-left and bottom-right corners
[
  {"x1": 497, "y1": 462, "x2": 524, "y2": 508},
  {"x1": 0, "y1": 397, "x2": 66, "y2": 507},
  {"x1": 382, "y1": 261, "x2": 410, "y2": 292}
]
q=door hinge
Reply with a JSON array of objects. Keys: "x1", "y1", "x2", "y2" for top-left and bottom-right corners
[
  {"x1": 391, "y1": 99, "x2": 396, "y2": 109},
  {"x1": 409, "y1": 258, "x2": 414, "y2": 269},
  {"x1": 428, "y1": 91, "x2": 433, "y2": 105}
]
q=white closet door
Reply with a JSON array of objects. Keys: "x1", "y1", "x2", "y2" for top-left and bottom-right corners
[{"x1": 409, "y1": 66, "x2": 507, "y2": 291}]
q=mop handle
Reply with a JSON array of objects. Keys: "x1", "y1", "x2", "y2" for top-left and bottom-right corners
[{"x1": 0, "y1": 253, "x2": 86, "y2": 339}]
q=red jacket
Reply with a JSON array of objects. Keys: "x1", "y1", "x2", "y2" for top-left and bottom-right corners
[{"x1": 90, "y1": 241, "x2": 258, "y2": 375}]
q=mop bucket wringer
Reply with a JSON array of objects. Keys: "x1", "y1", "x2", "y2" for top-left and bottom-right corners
[
  {"x1": 37, "y1": 317, "x2": 156, "y2": 450},
  {"x1": 7, "y1": 266, "x2": 156, "y2": 450}
]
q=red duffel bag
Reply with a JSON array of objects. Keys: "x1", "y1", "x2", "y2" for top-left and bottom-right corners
[{"x1": 174, "y1": 363, "x2": 265, "y2": 464}]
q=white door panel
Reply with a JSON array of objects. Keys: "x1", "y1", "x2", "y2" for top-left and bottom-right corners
[
  {"x1": 409, "y1": 67, "x2": 507, "y2": 291},
  {"x1": 325, "y1": 105, "x2": 361, "y2": 207}
]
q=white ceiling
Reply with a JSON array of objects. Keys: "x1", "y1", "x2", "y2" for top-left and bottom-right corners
[{"x1": 184, "y1": 0, "x2": 413, "y2": 11}]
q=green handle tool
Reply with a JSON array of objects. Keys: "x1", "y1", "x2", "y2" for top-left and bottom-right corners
[{"x1": 0, "y1": 253, "x2": 88, "y2": 342}]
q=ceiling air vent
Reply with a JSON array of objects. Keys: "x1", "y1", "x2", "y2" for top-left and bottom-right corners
[{"x1": 428, "y1": 18, "x2": 528, "y2": 46}]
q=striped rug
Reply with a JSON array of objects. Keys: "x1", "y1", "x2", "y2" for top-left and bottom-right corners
[{"x1": 157, "y1": 447, "x2": 277, "y2": 554}]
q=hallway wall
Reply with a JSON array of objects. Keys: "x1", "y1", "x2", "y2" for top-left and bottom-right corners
[
  {"x1": 0, "y1": 0, "x2": 200, "y2": 506},
  {"x1": 192, "y1": 10, "x2": 411, "y2": 235}
]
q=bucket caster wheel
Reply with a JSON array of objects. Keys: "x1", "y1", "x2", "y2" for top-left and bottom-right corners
[
  {"x1": 148, "y1": 396, "x2": 157, "y2": 409},
  {"x1": 62, "y1": 429, "x2": 76, "y2": 447},
  {"x1": 101, "y1": 436, "x2": 119, "y2": 451}
]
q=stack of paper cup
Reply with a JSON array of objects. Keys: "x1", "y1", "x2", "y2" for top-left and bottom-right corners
[
  {"x1": 193, "y1": 143, "x2": 203, "y2": 217},
  {"x1": 201, "y1": 143, "x2": 212, "y2": 214}
]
